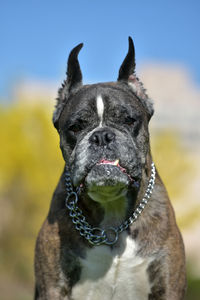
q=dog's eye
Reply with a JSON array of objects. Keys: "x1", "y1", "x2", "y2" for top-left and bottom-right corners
[
  {"x1": 68, "y1": 120, "x2": 86, "y2": 134},
  {"x1": 68, "y1": 124, "x2": 81, "y2": 134},
  {"x1": 124, "y1": 116, "x2": 136, "y2": 126}
]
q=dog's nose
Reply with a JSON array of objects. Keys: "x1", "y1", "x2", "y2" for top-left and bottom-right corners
[{"x1": 90, "y1": 129, "x2": 115, "y2": 146}]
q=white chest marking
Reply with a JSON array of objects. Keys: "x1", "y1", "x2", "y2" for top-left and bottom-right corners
[
  {"x1": 71, "y1": 235, "x2": 152, "y2": 300},
  {"x1": 96, "y1": 95, "x2": 104, "y2": 127}
]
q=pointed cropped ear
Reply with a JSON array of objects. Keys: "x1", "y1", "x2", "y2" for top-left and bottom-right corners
[
  {"x1": 66, "y1": 43, "x2": 83, "y2": 92},
  {"x1": 118, "y1": 37, "x2": 154, "y2": 120},
  {"x1": 118, "y1": 37, "x2": 136, "y2": 81},
  {"x1": 53, "y1": 43, "x2": 83, "y2": 129}
]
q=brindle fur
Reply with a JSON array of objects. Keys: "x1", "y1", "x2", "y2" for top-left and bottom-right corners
[{"x1": 34, "y1": 38, "x2": 186, "y2": 299}]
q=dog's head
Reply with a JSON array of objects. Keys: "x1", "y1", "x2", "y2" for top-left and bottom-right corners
[{"x1": 53, "y1": 37, "x2": 154, "y2": 204}]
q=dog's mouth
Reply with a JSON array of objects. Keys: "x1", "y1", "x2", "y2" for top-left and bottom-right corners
[
  {"x1": 77, "y1": 158, "x2": 139, "y2": 191},
  {"x1": 97, "y1": 159, "x2": 134, "y2": 182}
]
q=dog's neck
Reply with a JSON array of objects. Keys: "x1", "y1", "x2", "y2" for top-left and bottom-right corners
[
  {"x1": 81, "y1": 165, "x2": 150, "y2": 229},
  {"x1": 48, "y1": 159, "x2": 151, "y2": 226},
  {"x1": 87, "y1": 185, "x2": 129, "y2": 228}
]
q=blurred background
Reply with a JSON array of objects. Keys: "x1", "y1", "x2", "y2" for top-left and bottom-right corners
[{"x1": 0, "y1": 1, "x2": 200, "y2": 299}]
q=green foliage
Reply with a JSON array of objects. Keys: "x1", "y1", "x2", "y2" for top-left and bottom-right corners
[
  {"x1": 0, "y1": 102, "x2": 63, "y2": 283},
  {"x1": 151, "y1": 130, "x2": 200, "y2": 229},
  {"x1": 151, "y1": 130, "x2": 192, "y2": 199},
  {"x1": 186, "y1": 276, "x2": 200, "y2": 300}
]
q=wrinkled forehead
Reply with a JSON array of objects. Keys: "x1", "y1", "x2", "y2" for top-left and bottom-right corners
[{"x1": 61, "y1": 83, "x2": 145, "y2": 118}]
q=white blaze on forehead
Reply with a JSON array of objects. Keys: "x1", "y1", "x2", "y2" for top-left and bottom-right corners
[{"x1": 96, "y1": 95, "x2": 104, "y2": 127}]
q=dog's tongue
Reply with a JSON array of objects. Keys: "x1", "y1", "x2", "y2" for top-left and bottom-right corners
[{"x1": 98, "y1": 159, "x2": 120, "y2": 166}]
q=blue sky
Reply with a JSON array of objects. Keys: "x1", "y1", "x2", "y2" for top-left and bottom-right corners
[{"x1": 0, "y1": 0, "x2": 200, "y2": 101}]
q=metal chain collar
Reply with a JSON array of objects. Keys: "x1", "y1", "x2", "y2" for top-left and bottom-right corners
[{"x1": 65, "y1": 162, "x2": 156, "y2": 246}]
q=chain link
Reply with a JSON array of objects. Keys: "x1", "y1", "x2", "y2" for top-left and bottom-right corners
[{"x1": 65, "y1": 162, "x2": 156, "y2": 246}]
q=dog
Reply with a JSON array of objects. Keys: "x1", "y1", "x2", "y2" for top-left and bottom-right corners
[{"x1": 34, "y1": 37, "x2": 186, "y2": 300}]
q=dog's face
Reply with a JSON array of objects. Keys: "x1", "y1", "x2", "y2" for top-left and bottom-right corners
[{"x1": 54, "y1": 38, "x2": 154, "y2": 204}]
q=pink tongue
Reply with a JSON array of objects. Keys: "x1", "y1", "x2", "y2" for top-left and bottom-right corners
[
  {"x1": 98, "y1": 159, "x2": 117, "y2": 165},
  {"x1": 98, "y1": 159, "x2": 127, "y2": 173}
]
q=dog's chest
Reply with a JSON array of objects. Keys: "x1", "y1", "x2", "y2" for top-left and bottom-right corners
[{"x1": 70, "y1": 236, "x2": 152, "y2": 300}]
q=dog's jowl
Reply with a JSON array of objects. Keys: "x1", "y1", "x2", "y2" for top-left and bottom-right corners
[{"x1": 34, "y1": 37, "x2": 186, "y2": 300}]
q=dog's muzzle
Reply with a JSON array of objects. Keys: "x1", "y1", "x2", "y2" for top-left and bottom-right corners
[
  {"x1": 85, "y1": 159, "x2": 133, "y2": 188},
  {"x1": 71, "y1": 126, "x2": 142, "y2": 191}
]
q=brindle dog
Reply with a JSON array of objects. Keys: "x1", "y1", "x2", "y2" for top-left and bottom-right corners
[{"x1": 34, "y1": 37, "x2": 186, "y2": 300}]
